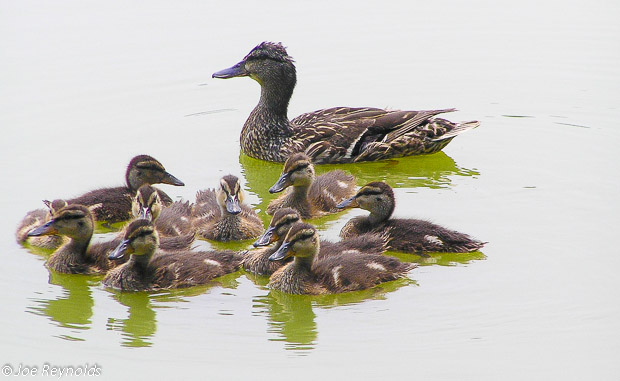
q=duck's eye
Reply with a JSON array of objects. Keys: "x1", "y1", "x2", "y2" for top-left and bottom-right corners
[
  {"x1": 376, "y1": 197, "x2": 382, "y2": 202},
  {"x1": 78, "y1": 221, "x2": 84, "y2": 227}
]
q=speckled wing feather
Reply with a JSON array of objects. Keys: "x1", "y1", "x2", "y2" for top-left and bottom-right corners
[
  {"x1": 308, "y1": 170, "x2": 356, "y2": 212},
  {"x1": 155, "y1": 200, "x2": 194, "y2": 236},
  {"x1": 192, "y1": 189, "x2": 221, "y2": 219}
]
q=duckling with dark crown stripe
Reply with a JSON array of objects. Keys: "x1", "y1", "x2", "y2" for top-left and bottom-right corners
[
  {"x1": 337, "y1": 181, "x2": 485, "y2": 255},
  {"x1": 266, "y1": 152, "x2": 356, "y2": 219},
  {"x1": 244, "y1": 207, "x2": 388, "y2": 276},
  {"x1": 64, "y1": 155, "x2": 184, "y2": 223},
  {"x1": 133, "y1": 184, "x2": 194, "y2": 239},
  {"x1": 192, "y1": 174, "x2": 263, "y2": 242},
  {"x1": 213, "y1": 41, "x2": 479, "y2": 164},
  {"x1": 103, "y1": 219, "x2": 244, "y2": 291},
  {"x1": 27, "y1": 205, "x2": 128, "y2": 274},
  {"x1": 267, "y1": 222, "x2": 415, "y2": 295},
  {"x1": 16, "y1": 199, "x2": 68, "y2": 250}
]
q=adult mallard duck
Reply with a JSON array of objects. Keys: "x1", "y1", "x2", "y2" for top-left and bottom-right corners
[
  {"x1": 65, "y1": 154, "x2": 184, "y2": 223},
  {"x1": 27, "y1": 205, "x2": 127, "y2": 274},
  {"x1": 16, "y1": 199, "x2": 67, "y2": 250},
  {"x1": 244, "y1": 208, "x2": 387, "y2": 276},
  {"x1": 192, "y1": 174, "x2": 263, "y2": 242},
  {"x1": 266, "y1": 152, "x2": 355, "y2": 219},
  {"x1": 212, "y1": 41, "x2": 479, "y2": 164},
  {"x1": 267, "y1": 222, "x2": 415, "y2": 295},
  {"x1": 103, "y1": 219, "x2": 244, "y2": 291},
  {"x1": 337, "y1": 182, "x2": 485, "y2": 254}
]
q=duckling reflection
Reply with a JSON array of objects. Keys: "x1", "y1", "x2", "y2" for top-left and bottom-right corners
[
  {"x1": 239, "y1": 151, "x2": 479, "y2": 215},
  {"x1": 27, "y1": 271, "x2": 95, "y2": 339},
  {"x1": 253, "y1": 278, "x2": 415, "y2": 352},
  {"x1": 106, "y1": 291, "x2": 157, "y2": 348}
]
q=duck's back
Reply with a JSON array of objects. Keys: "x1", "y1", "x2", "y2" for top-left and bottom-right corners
[
  {"x1": 312, "y1": 253, "x2": 415, "y2": 292},
  {"x1": 318, "y1": 233, "x2": 387, "y2": 260},
  {"x1": 242, "y1": 246, "x2": 287, "y2": 276},
  {"x1": 308, "y1": 170, "x2": 356, "y2": 212},
  {"x1": 149, "y1": 250, "x2": 243, "y2": 289},
  {"x1": 155, "y1": 200, "x2": 193, "y2": 236},
  {"x1": 16, "y1": 208, "x2": 65, "y2": 249}
]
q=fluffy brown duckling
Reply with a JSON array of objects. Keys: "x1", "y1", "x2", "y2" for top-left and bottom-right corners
[
  {"x1": 337, "y1": 182, "x2": 485, "y2": 254},
  {"x1": 192, "y1": 174, "x2": 263, "y2": 242},
  {"x1": 266, "y1": 153, "x2": 355, "y2": 219},
  {"x1": 27, "y1": 205, "x2": 126, "y2": 274},
  {"x1": 267, "y1": 222, "x2": 415, "y2": 295},
  {"x1": 102, "y1": 219, "x2": 244, "y2": 291},
  {"x1": 16, "y1": 199, "x2": 68, "y2": 249},
  {"x1": 244, "y1": 208, "x2": 387, "y2": 276},
  {"x1": 66, "y1": 155, "x2": 184, "y2": 223},
  {"x1": 132, "y1": 184, "x2": 193, "y2": 237}
]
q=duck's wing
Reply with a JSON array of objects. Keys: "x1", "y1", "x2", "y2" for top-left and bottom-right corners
[
  {"x1": 292, "y1": 107, "x2": 471, "y2": 163},
  {"x1": 156, "y1": 200, "x2": 194, "y2": 236},
  {"x1": 192, "y1": 189, "x2": 220, "y2": 219}
]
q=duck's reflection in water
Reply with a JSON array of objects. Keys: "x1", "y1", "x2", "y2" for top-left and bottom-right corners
[
  {"x1": 249, "y1": 273, "x2": 415, "y2": 353},
  {"x1": 105, "y1": 271, "x2": 243, "y2": 347},
  {"x1": 389, "y1": 250, "x2": 487, "y2": 267},
  {"x1": 27, "y1": 270, "x2": 97, "y2": 341},
  {"x1": 239, "y1": 151, "x2": 479, "y2": 220}
]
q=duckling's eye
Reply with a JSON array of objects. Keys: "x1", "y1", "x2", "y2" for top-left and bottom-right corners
[
  {"x1": 78, "y1": 221, "x2": 84, "y2": 227},
  {"x1": 376, "y1": 197, "x2": 382, "y2": 202}
]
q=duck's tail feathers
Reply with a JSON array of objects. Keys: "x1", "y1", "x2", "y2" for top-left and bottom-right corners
[{"x1": 431, "y1": 121, "x2": 480, "y2": 142}]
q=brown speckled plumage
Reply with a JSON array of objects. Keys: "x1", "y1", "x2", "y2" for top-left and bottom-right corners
[
  {"x1": 338, "y1": 182, "x2": 486, "y2": 254},
  {"x1": 192, "y1": 175, "x2": 263, "y2": 242},
  {"x1": 267, "y1": 222, "x2": 414, "y2": 294},
  {"x1": 102, "y1": 219, "x2": 243, "y2": 291},
  {"x1": 266, "y1": 153, "x2": 355, "y2": 219},
  {"x1": 213, "y1": 42, "x2": 479, "y2": 164},
  {"x1": 16, "y1": 199, "x2": 67, "y2": 249},
  {"x1": 133, "y1": 184, "x2": 194, "y2": 238}
]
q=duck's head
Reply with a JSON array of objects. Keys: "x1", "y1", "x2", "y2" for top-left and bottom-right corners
[
  {"x1": 132, "y1": 185, "x2": 163, "y2": 221},
  {"x1": 268, "y1": 222, "x2": 319, "y2": 262},
  {"x1": 109, "y1": 219, "x2": 159, "y2": 260},
  {"x1": 125, "y1": 155, "x2": 185, "y2": 191},
  {"x1": 212, "y1": 42, "x2": 296, "y2": 94},
  {"x1": 253, "y1": 207, "x2": 301, "y2": 247},
  {"x1": 28, "y1": 204, "x2": 94, "y2": 240},
  {"x1": 269, "y1": 153, "x2": 315, "y2": 193},
  {"x1": 336, "y1": 181, "x2": 395, "y2": 217},
  {"x1": 42, "y1": 199, "x2": 68, "y2": 216},
  {"x1": 216, "y1": 175, "x2": 244, "y2": 215}
]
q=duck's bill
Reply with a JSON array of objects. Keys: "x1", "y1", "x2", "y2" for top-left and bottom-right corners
[
  {"x1": 336, "y1": 197, "x2": 358, "y2": 209},
  {"x1": 138, "y1": 206, "x2": 153, "y2": 221},
  {"x1": 162, "y1": 172, "x2": 185, "y2": 186},
  {"x1": 253, "y1": 226, "x2": 276, "y2": 247},
  {"x1": 269, "y1": 173, "x2": 290, "y2": 194},
  {"x1": 225, "y1": 196, "x2": 242, "y2": 215},
  {"x1": 268, "y1": 241, "x2": 292, "y2": 261},
  {"x1": 109, "y1": 239, "x2": 131, "y2": 260},
  {"x1": 27, "y1": 220, "x2": 57, "y2": 237},
  {"x1": 212, "y1": 62, "x2": 248, "y2": 79}
]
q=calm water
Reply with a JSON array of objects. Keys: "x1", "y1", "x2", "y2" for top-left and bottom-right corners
[{"x1": 2, "y1": 0, "x2": 619, "y2": 379}]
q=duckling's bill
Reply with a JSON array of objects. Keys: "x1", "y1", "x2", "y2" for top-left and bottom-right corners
[
  {"x1": 109, "y1": 239, "x2": 132, "y2": 260},
  {"x1": 27, "y1": 220, "x2": 57, "y2": 236},
  {"x1": 268, "y1": 241, "x2": 292, "y2": 261},
  {"x1": 161, "y1": 172, "x2": 185, "y2": 186},
  {"x1": 254, "y1": 226, "x2": 276, "y2": 247},
  {"x1": 212, "y1": 62, "x2": 249, "y2": 79},
  {"x1": 336, "y1": 196, "x2": 358, "y2": 209},
  {"x1": 269, "y1": 173, "x2": 290, "y2": 193},
  {"x1": 225, "y1": 195, "x2": 242, "y2": 214}
]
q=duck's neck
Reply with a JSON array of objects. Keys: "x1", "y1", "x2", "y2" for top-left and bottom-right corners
[
  {"x1": 292, "y1": 244, "x2": 319, "y2": 272},
  {"x1": 241, "y1": 76, "x2": 296, "y2": 161},
  {"x1": 126, "y1": 252, "x2": 153, "y2": 272},
  {"x1": 49, "y1": 235, "x2": 92, "y2": 271},
  {"x1": 288, "y1": 185, "x2": 311, "y2": 213},
  {"x1": 365, "y1": 201, "x2": 395, "y2": 226}
]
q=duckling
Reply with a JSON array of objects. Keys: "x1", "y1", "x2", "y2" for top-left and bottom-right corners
[
  {"x1": 337, "y1": 182, "x2": 485, "y2": 254},
  {"x1": 66, "y1": 155, "x2": 184, "y2": 223},
  {"x1": 27, "y1": 205, "x2": 126, "y2": 274},
  {"x1": 16, "y1": 199, "x2": 67, "y2": 249},
  {"x1": 266, "y1": 153, "x2": 355, "y2": 219},
  {"x1": 102, "y1": 219, "x2": 244, "y2": 291},
  {"x1": 192, "y1": 175, "x2": 263, "y2": 242},
  {"x1": 132, "y1": 184, "x2": 193, "y2": 237},
  {"x1": 267, "y1": 222, "x2": 415, "y2": 295},
  {"x1": 212, "y1": 41, "x2": 479, "y2": 164},
  {"x1": 245, "y1": 208, "x2": 387, "y2": 276}
]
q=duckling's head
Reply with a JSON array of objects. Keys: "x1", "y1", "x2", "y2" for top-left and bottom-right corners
[
  {"x1": 109, "y1": 219, "x2": 159, "y2": 260},
  {"x1": 268, "y1": 222, "x2": 318, "y2": 261},
  {"x1": 42, "y1": 199, "x2": 68, "y2": 217},
  {"x1": 126, "y1": 155, "x2": 185, "y2": 191},
  {"x1": 132, "y1": 184, "x2": 163, "y2": 221},
  {"x1": 253, "y1": 207, "x2": 301, "y2": 247},
  {"x1": 28, "y1": 205, "x2": 94, "y2": 240},
  {"x1": 216, "y1": 175, "x2": 244, "y2": 215},
  {"x1": 337, "y1": 181, "x2": 395, "y2": 217},
  {"x1": 269, "y1": 153, "x2": 315, "y2": 193},
  {"x1": 212, "y1": 42, "x2": 296, "y2": 97}
]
